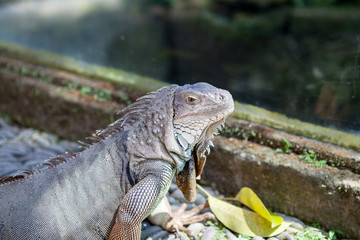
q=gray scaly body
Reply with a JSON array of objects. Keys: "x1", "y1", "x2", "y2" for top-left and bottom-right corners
[{"x1": 0, "y1": 83, "x2": 234, "y2": 239}]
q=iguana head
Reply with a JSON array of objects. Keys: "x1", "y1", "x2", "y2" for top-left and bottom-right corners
[
  {"x1": 117, "y1": 82, "x2": 233, "y2": 201},
  {"x1": 172, "y1": 82, "x2": 234, "y2": 201}
]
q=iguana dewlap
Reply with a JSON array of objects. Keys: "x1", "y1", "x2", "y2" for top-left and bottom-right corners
[{"x1": 0, "y1": 82, "x2": 234, "y2": 239}]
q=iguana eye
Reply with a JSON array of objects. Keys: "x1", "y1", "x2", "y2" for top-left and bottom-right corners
[{"x1": 187, "y1": 96, "x2": 197, "y2": 103}]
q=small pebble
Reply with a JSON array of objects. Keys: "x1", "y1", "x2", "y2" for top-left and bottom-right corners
[
  {"x1": 0, "y1": 118, "x2": 8, "y2": 127},
  {"x1": 286, "y1": 226, "x2": 300, "y2": 235},
  {"x1": 141, "y1": 220, "x2": 152, "y2": 230},
  {"x1": 289, "y1": 222, "x2": 304, "y2": 231},
  {"x1": 170, "y1": 203, "x2": 193, "y2": 213},
  {"x1": 252, "y1": 236, "x2": 265, "y2": 240},
  {"x1": 0, "y1": 136, "x2": 7, "y2": 146},
  {"x1": 147, "y1": 230, "x2": 170, "y2": 239},
  {"x1": 43, "y1": 144, "x2": 66, "y2": 154},
  {"x1": 32, "y1": 133, "x2": 53, "y2": 147},
  {"x1": 202, "y1": 187, "x2": 219, "y2": 197},
  {"x1": 141, "y1": 226, "x2": 163, "y2": 239},
  {"x1": 167, "y1": 196, "x2": 178, "y2": 205},
  {"x1": 0, "y1": 129, "x2": 15, "y2": 139},
  {"x1": 200, "y1": 226, "x2": 216, "y2": 240},
  {"x1": 0, "y1": 155, "x2": 17, "y2": 162},
  {"x1": 24, "y1": 160, "x2": 47, "y2": 170},
  {"x1": 225, "y1": 229, "x2": 238, "y2": 240},
  {"x1": 14, "y1": 129, "x2": 35, "y2": 141},
  {"x1": 177, "y1": 232, "x2": 190, "y2": 240},
  {"x1": 276, "y1": 232, "x2": 295, "y2": 240},
  {"x1": 0, "y1": 167, "x2": 24, "y2": 177},
  {"x1": 194, "y1": 193, "x2": 206, "y2": 205},
  {"x1": 170, "y1": 189, "x2": 187, "y2": 203},
  {"x1": 187, "y1": 223, "x2": 206, "y2": 236},
  {"x1": 169, "y1": 183, "x2": 178, "y2": 193},
  {"x1": 167, "y1": 234, "x2": 177, "y2": 240},
  {"x1": 275, "y1": 212, "x2": 306, "y2": 229}
]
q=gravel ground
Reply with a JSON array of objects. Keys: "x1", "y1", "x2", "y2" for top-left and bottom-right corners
[{"x1": 0, "y1": 117, "x2": 344, "y2": 240}]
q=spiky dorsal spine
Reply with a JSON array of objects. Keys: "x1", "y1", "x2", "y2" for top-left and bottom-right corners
[{"x1": 0, "y1": 85, "x2": 179, "y2": 185}]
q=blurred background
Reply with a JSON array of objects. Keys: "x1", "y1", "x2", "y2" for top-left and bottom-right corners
[{"x1": 0, "y1": 0, "x2": 359, "y2": 134}]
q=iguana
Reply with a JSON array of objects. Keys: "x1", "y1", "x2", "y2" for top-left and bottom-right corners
[{"x1": 0, "y1": 82, "x2": 234, "y2": 239}]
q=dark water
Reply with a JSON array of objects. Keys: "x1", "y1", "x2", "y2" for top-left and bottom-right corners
[{"x1": 0, "y1": 0, "x2": 359, "y2": 134}]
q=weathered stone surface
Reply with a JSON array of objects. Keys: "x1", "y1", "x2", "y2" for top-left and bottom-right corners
[{"x1": 203, "y1": 136, "x2": 360, "y2": 239}]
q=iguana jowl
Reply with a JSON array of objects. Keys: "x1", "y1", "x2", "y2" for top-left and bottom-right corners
[{"x1": 0, "y1": 82, "x2": 234, "y2": 239}]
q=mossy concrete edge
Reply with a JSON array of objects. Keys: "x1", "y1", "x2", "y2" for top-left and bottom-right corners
[
  {"x1": 0, "y1": 42, "x2": 166, "y2": 93},
  {"x1": 233, "y1": 101, "x2": 359, "y2": 152},
  {"x1": 1, "y1": 41, "x2": 358, "y2": 151}
]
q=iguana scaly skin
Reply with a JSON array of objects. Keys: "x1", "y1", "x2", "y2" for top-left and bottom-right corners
[{"x1": 0, "y1": 82, "x2": 234, "y2": 239}]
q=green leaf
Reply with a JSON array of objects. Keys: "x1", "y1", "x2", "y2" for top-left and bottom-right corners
[{"x1": 328, "y1": 230, "x2": 335, "y2": 239}]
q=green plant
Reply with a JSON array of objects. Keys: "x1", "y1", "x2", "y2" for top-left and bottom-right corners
[
  {"x1": 293, "y1": 0, "x2": 337, "y2": 7},
  {"x1": 80, "y1": 86, "x2": 92, "y2": 95},
  {"x1": 219, "y1": 126, "x2": 247, "y2": 139},
  {"x1": 295, "y1": 227, "x2": 326, "y2": 240},
  {"x1": 40, "y1": 76, "x2": 53, "y2": 83},
  {"x1": 328, "y1": 229, "x2": 344, "y2": 240},
  {"x1": 93, "y1": 89, "x2": 112, "y2": 102},
  {"x1": 238, "y1": 233, "x2": 252, "y2": 239},
  {"x1": 0, "y1": 113, "x2": 12, "y2": 122},
  {"x1": 66, "y1": 82, "x2": 78, "y2": 90},
  {"x1": 315, "y1": 160, "x2": 327, "y2": 168},
  {"x1": 20, "y1": 67, "x2": 30, "y2": 75},
  {"x1": 33, "y1": 88, "x2": 41, "y2": 96},
  {"x1": 299, "y1": 149, "x2": 327, "y2": 168},
  {"x1": 120, "y1": 94, "x2": 132, "y2": 105},
  {"x1": 276, "y1": 137, "x2": 292, "y2": 154}
]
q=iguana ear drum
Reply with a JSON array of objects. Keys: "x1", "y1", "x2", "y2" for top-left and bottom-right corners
[{"x1": 176, "y1": 157, "x2": 197, "y2": 202}]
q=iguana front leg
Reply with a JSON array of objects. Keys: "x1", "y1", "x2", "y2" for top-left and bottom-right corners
[
  {"x1": 109, "y1": 161, "x2": 174, "y2": 240},
  {"x1": 148, "y1": 157, "x2": 216, "y2": 238}
]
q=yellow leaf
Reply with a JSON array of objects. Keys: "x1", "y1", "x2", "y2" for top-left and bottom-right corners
[
  {"x1": 235, "y1": 187, "x2": 282, "y2": 228},
  {"x1": 208, "y1": 195, "x2": 291, "y2": 237},
  {"x1": 197, "y1": 185, "x2": 292, "y2": 237}
]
